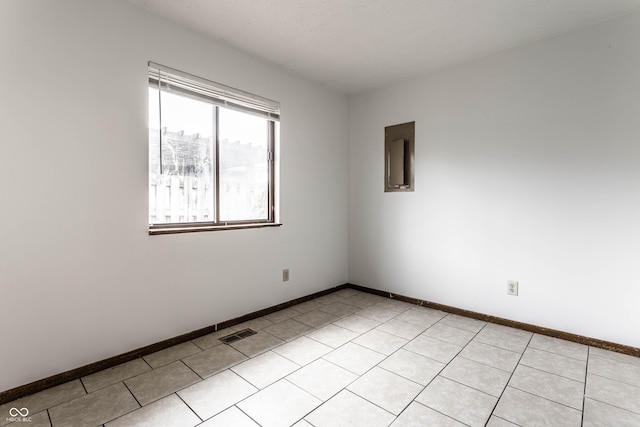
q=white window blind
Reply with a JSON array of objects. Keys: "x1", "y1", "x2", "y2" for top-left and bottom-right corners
[{"x1": 148, "y1": 62, "x2": 280, "y2": 121}]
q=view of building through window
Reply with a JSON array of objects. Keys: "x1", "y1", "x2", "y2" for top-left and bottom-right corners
[
  {"x1": 219, "y1": 108, "x2": 269, "y2": 221},
  {"x1": 149, "y1": 87, "x2": 271, "y2": 225}
]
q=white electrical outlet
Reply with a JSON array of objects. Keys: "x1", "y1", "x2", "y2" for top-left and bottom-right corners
[
  {"x1": 283, "y1": 269, "x2": 290, "y2": 282},
  {"x1": 507, "y1": 280, "x2": 518, "y2": 296}
]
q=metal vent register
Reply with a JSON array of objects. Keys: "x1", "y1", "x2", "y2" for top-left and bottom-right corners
[{"x1": 219, "y1": 328, "x2": 257, "y2": 344}]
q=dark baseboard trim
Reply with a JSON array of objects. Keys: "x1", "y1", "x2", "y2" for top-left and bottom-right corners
[
  {"x1": 347, "y1": 283, "x2": 640, "y2": 358},
  {"x1": 0, "y1": 283, "x2": 348, "y2": 405},
  {"x1": 3, "y1": 281, "x2": 638, "y2": 405}
]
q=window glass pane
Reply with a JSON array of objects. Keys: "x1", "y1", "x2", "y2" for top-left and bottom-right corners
[
  {"x1": 218, "y1": 107, "x2": 269, "y2": 221},
  {"x1": 149, "y1": 87, "x2": 215, "y2": 224}
]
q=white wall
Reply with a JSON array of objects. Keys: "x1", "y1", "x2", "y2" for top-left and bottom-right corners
[
  {"x1": 0, "y1": 0, "x2": 348, "y2": 392},
  {"x1": 349, "y1": 13, "x2": 640, "y2": 348}
]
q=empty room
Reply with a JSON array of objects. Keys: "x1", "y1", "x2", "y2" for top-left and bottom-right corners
[{"x1": 1, "y1": 0, "x2": 639, "y2": 426}]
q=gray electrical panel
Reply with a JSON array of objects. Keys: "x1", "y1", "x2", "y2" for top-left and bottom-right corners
[{"x1": 384, "y1": 121, "x2": 415, "y2": 192}]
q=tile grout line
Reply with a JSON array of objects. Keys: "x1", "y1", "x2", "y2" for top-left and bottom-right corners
[
  {"x1": 506, "y1": 384, "x2": 585, "y2": 412},
  {"x1": 481, "y1": 327, "x2": 533, "y2": 426},
  {"x1": 234, "y1": 404, "x2": 262, "y2": 426},
  {"x1": 376, "y1": 362, "x2": 435, "y2": 387},
  {"x1": 141, "y1": 356, "x2": 153, "y2": 371},
  {"x1": 527, "y1": 344, "x2": 589, "y2": 363},
  {"x1": 437, "y1": 375, "x2": 503, "y2": 401},
  {"x1": 494, "y1": 377, "x2": 603, "y2": 427},
  {"x1": 173, "y1": 392, "x2": 203, "y2": 424},
  {"x1": 190, "y1": 339, "x2": 208, "y2": 352},
  {"x1": 605, "y1": 355, "x2": 640, "y2": 369},
  {"x1": 121, "y1": 381, "x2": 143, "y2": 409},
  {"x1": 581, "y1": 346, "x2": 590, "y2": 427},
  {"x1": 454, "y1": 354, "x2": 517, "y2": 374},
  {"x1": 510, "y1": 362, "x2": 585, "y2": 385},
  {"x1": 179, "y1": 358, "x2": 205, "y2": 382},
  {"x1": 492, "y1": 414, "x2": 524, "y2": 427},
  {"x1": 516, "y1": 353, "x2": 588, "y2": 384},
  {"x1": 583, "y1": 396, "x2": 640, "y2": 417},
  {"x1": 334, "y1": 389, "x2": 397, "y2": 420},
  {"x1": 396, "y1": 400, "x2": 474, "y2": 427},
  {"x1": 271, "y1": 343, "x2": 330, "y2": 367},
  {"x1": 280, "y1": 378, "x2": 328, "y2": 424},
  {"x1": 433, "y1": 319, "x2": 484, "y2": 335},
  {"x1": 79, "y1": 377, "x2": 88, "y2": 396},
  {"x1": 587, "y1": 371, "x2": 640, "y2": 391}
]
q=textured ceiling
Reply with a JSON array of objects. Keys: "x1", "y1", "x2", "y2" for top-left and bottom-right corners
[{"x1": 129, "y1": 0, "x2": 640, "y2": 94}]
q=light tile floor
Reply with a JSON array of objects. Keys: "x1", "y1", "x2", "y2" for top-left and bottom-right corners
[{"x1": 2, "y1": 289, "x2": 640, "y2": 426}]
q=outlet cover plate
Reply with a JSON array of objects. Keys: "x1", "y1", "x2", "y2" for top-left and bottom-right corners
[{"x1": 507, "y1": 280, "x2": 518, "y2": 296}]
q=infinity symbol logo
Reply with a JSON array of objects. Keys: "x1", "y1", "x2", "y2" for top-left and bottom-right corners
[{"x1": 9, "y1": 407, "x2": 29, "y2": 417}]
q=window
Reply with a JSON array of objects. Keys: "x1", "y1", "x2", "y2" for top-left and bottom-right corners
[{"x1": 148, "y1": 62, "x2": 280, "y2": 234}]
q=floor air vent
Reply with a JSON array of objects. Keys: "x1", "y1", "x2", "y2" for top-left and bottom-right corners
[{"x1": 219, "y1": 328, "x2": 257, "y2": 344}]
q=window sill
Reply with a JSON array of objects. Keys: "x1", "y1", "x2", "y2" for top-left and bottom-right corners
[{"x1": 149, "y1": 223, "x2": 282, "y2": 235}]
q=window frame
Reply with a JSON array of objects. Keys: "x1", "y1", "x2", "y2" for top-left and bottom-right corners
[{"x1": 148, "y1": 63, "x2": 280, "y2": 235}]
